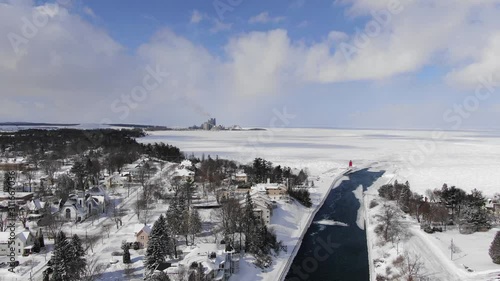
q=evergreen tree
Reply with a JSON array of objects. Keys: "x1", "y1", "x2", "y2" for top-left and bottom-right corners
[
  {"x1": 399, "y1": 185, "x2": 411, "y2": 213},
  {"x1": 32, "y1": 237, "x2": 41, "y2": 253},
  {"x1": 179, "y1": 207, "x2": 190, "y2": 245},
  {"x1": 122, "y1": 242, "x2": 131, "y2": 264},
  {"x1": 243, "y1": 192, "x2": 257, "y2": 252},
  {"x1": 166, "y1": 197, "x2": 183, "y2": 258},
  {"x1": 38, "y1": 229, "x2": 45, "y2": 248},
  {"x1": 70, "y1": 234, "x2": 86, "y2": 257},
  {"x1": 68, "y1": 234, "x2": 86, "y2": 279},
  {"x1": 462, "y1": 189, "x2": 490, "y2": 230},
  {"x1": 144, "y1": 215, "x2": 170, "y2": 276},
  {"x1": 188, "y1": 208, "x2": 202, "y2": 244},
  {"x1": 489, "y1": 231, "x2": 500, "y2": 264},
  {"x1": 3, "y1": 172, "x2": 11, "y2": 192},
  {"x1": 51, "y1": 232, "x2": 73, "y2": 281}
]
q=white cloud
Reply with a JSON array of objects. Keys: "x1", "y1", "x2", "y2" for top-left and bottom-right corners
[
  {"x1": 209, "y1": 19, "x2": 232, "y2": 33},
  {"x1": 0, "y1": 1, "x2": 140, "y2": 123},
  {"x1": 83, "y1": 6, "x2": 96, "y2": 18},
  {"x1": 249, "y1": 12, "x2": 285, "y2": 24},
  {"x1": 445, "y1": 33, "x2": 500, "y2": 89},
  {"x1": 327, "y1": 31, "x2": 348, "y2": 42},
  {"x1": 2, "y1": 0, "x2": 500, "y2": 126},
  {"x1": 190, "y1": 10, "x2": 203, "y2": 24}
]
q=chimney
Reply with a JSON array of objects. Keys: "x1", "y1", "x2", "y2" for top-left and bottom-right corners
[{"x1": 267, "y1": 178, "x2": 270, "y2": 184}]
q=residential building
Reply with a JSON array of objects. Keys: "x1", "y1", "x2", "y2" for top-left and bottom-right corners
[
  {"x1": 168, "y1": 243, "x2": 240, "y2": 281},
  {"x1": 134, "y1": 224, "x2": 152, "y2": 249},
  {"x1": 251, "y1": 179, "x2": 288, "y2": 201},
  {"x1": 0, "y1": 229, "x2": 35, "y2": 256},
  {"x1": 233, "y1": 172, "x2": 248, "y2": 183}
]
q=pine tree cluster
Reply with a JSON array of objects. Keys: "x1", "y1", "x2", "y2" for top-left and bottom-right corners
[{"x1": 49, "y1": 231, "x2": 86, "y2": 281}]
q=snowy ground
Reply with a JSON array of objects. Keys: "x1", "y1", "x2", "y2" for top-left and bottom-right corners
[
  {"x1": 363, "y1": 166, "x2": 500, "y2": 281},
  {"x1": 2, "y1": 128, "x2": 500, "y2": 280},
  {"x1": 139, "y1": 128, "x2": 500, "y2": 280}
]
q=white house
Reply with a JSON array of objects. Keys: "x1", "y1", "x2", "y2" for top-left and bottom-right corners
[
  {"x1": 233, "y1": 172, "x2": 248, "y2": 183},
  {"x1": 168, "y1": 243, "x2": 240, "y2": 281},
  {"x1": 0, "y1": 230, "x2": 36, "y2": 256}
]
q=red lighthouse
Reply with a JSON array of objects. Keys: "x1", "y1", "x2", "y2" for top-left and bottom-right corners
[{"x1": 349, "y1": 160, "x2": 353, "y2": 167}]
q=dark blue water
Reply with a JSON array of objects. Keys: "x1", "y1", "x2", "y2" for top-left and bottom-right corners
[{"x1": 285, "y1": 169, "x2": 385, "y2": 281}]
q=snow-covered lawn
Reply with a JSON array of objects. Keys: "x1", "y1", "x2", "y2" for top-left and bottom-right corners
[{"x1": 364, "y1": 166, "x2": 500, "y2": 281}]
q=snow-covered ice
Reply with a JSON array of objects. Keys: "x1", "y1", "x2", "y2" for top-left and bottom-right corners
[
  {"x1": 140, "y1": 128, "x2": 500, "y2": 196},
  {"x1": 314, "y1": 219, "x2": 349, "y2": 227}
]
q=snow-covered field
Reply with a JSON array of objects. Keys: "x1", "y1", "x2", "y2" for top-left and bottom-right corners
[{"x1": 140, "y1": 128, "x2": 500, "y2": 196}]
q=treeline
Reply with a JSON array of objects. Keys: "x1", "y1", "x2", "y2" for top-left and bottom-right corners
[
  {"x1": 0, "y1": 129, "x2": 184, "y2": 166},
  {"x1": 245, "y1": 158, "x2": 308, "y2": 185},
  {"x1": 0, "y1": 128, "x2": 144, "y2": 158},
  {"x1": 378, "y1": 181, "x2": 492, "y2": 233}
]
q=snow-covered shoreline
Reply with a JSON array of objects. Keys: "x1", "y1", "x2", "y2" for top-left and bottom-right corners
[
  {"x1": 364, "y1": 170, "x2": 393, "y2": 281},
  {"x1": 276, "y1": 168, "x2": 350, "y2": 281}
]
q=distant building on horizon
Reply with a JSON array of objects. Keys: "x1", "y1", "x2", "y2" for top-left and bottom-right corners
[{"x1": 202, "y1": 118, "x2": 217, "y2": 130}]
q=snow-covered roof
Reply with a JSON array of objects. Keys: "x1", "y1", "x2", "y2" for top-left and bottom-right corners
[
  {"x1": 253, "y1": 183, "x2": 285, "y2": 191},
  {"x1": 180, "y1": 160, "x2": 192, "y2": 168},
  {"x1": 0, "y1": 192, "x2": 34, "y2": 199},
  {"x1": 235, "y1": 172, "x2": 247, "y2": 177},
  {"x1": 202, "y1": 261, "x2": 216, "y2": 275},
  {"x1": 0, "y1": 232, "x2": 10, "y2": 244},
  {"x1": 175, "y1": 168, "x2": 194, "y2": 177},
  {"x1": 134, "y1": 224, "x2": 152, "y2": 236},
  {"x1": 23, "y1": 199, "x2": 45, "y2": 211},
  {"x1": 16, "y1": 231, "x2": 32, "y2": 243}
]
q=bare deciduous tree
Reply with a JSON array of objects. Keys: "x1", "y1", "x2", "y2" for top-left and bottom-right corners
[
  {"x1": 80, "y1": 255, "x2": 106, "y2": 281},
  {"x1": 375, "y1": 204, "x2": 402, "y2": 243},
  {"x1": 394, "y1": 251, "x2": 427, "y2": 281}
]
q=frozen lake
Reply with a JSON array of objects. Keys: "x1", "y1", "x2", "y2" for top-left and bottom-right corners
[{"x1": 138, "y1": 128, "x2": 500, "y2": 196}]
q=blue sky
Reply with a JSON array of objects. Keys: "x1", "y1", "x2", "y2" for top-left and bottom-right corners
[{"x1": 1, "y1": 0, "x2": 500, "y2": 129}]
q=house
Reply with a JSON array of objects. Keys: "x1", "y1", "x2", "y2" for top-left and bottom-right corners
[
  {"x1": 0, "y1": 229, "x2": 36, "y2": 256},
  {"x1": 233, "y1": 172, "x2": 248, "y2": 183},
  {"x1": 21, "y1": 199, "x2": 46, "y2": 214},
  {"x1": 134, "y1": 224, "x2": 152, "y2": 249},
  {"x1": 102, "y1": 174, "x2": 126, "y2": 188},
  {"x1": 252, "y1": 196, "x2": 273, "y2": 225},
  {"x1": 168, "y1": 243, "x2": 240, "y2": 281},
  {"x1": 239, "y1": 193, "x2": 273, "y2": 225},
  {"x1": 175, "y1": 166, "x2": 195, "y2": 182},
  {"x1": 86, "y1": 186, "x2": 110, "y2": 201},
  {"x1": 251, "y1": 179, "x2": 288, "y2": 201},
  {"x1": 234, "y1": 185, "x2": 251, "y2": 196}
]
